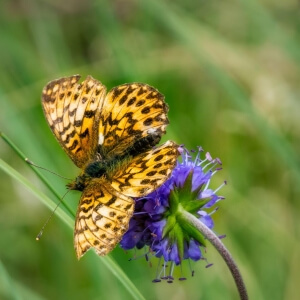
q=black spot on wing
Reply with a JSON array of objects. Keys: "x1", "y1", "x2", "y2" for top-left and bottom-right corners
[
  {"x1": 136, "y1": 99, "x2": 145, "y2": 107},
  {"x1": 143, "y1": 118, "x2": 153, "y2": 126},
  {"x1": 154, "y1": 155, "x2": 163, "y2": 162},
  {"x1": 127, "y1": 97, "x2": 136, "y2": 106},
  {"x1": 141, "y1": 106, "x2": 150, "y2": 114}
]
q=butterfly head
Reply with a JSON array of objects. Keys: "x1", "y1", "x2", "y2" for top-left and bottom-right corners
[
  {"x1": 67, "y1": 159, "x2": 109, "y2": 191},
  {"x1": 67, "y1": 175, "x2": 87, "y2": 191}
]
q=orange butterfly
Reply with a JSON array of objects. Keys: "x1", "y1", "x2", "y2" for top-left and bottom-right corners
[{"x1": 42, "y1": 75, "x2": 179, "y2": 259}]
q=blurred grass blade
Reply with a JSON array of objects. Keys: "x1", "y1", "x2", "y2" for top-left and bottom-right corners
[
  {"x1": 0, "y1": 259, "x2": 46, "y2": 300},
  {"x1": 0, "y1": 259, "x2": 21, "y2": 300},
  {"x1": 239, "y1": 0, "x2": 300, "y2": 64},
  {"x1": 0, "y1": 158, "x2": 72, "y2": 226},
  {"x1": 1, "y1": 132, "x2": 74, "y2": 217},
  {"x1": 0, "y1": 159, "x2": 145, "y2": 300},
  {"x1": 92, "y1": 252, "x2": 146, "y2": 300}
]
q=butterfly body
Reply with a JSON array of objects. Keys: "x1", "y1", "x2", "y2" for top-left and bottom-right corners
[
  {"x1": 83, "y1": 159, "x2": 108, "y2": 180},
  {"x1": 42, "y1": 75, "x2": 179, "y2": 258},
  {"x1": 68, "y1": 153, "x2": 132, "y2": 191}
]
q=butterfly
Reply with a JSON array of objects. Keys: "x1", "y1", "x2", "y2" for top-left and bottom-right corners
[{"x1": 41, "y1": 75, "x2": 179, "y2": 259}]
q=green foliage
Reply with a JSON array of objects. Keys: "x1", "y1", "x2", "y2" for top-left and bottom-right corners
[{"x1": 1, "y1": 0, "x2": 299, "y2": 299}]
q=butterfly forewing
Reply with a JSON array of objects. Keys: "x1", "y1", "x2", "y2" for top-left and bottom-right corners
[
  {"x1": 74, "y1": 179, "x2": 134, "y2": 259},
  {"x1": 42, "y1": 75, "x2": 106, "y2": 168},
  {"x1": 110, "y1": 141, "x2": 179, "y2": 197},
  {"x1": 98, "y1": 83, "x2": 169, "y2": 158}
]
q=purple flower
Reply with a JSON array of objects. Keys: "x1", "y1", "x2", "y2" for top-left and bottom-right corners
[{"x1": 120, "y1": 146, "x2": 225, "y2": 282}]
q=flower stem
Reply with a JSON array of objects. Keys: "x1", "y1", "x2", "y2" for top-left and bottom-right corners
[{"x1": 181, "y1": 210, "x2": 248, "y2": 300}]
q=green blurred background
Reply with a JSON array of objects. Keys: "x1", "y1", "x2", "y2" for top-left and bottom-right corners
[{"x1": 1, "y1": 0, "x2": 300, "y2": 299}]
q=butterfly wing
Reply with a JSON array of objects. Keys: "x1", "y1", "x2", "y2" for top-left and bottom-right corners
[
  {"x1": 98, "y1": 83, "x2": 169, "y2": 159},
  {"x1": 42, "y1": 75, "x2": 106, "y2": 168},
  {"x1": 74, "y1": 178, "x2": 134, "y2": 259},
  {"x1": 110, "y1": 140, "x2": 179, "y2": 197}
]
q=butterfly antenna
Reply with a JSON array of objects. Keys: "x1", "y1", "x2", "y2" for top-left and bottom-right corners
[
  {"x1": 25, "y1": 158, "x2": 72, "y2": 180},
  {"x1": 36, "y1": 190, "x2": 70, "y2": 241}
]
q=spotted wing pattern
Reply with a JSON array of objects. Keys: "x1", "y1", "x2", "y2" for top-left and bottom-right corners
[
  {"x1": 74, "y1": 179, "x2": 134, "y2": 259},
  {"x1": 42, "y1": 75, "x2": 106, "y2": 168},
  {"x1": 98, "y1": 83, "x2": 169, "y2": 158},
  {"x1": 111, "y1": 140, "x2": 179, "y2": 197}
]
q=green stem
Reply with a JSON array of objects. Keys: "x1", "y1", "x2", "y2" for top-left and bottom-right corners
[
  {"x1": 0, "y1": 132, "x2": 74, "y2": 217},
  {"x1": 181, "y1": 210, "x2": 248, "y2": 300}
]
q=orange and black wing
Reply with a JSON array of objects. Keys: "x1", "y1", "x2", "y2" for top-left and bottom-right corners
[
  {"x1": 97, "y1": 83, "x2": 169, "y2": 159},
  {"x1": 74, "y1": 179, "x2": 134, "y2": 259},
  {"x1": 42, "y1": 75, "x2": 106, "y2": 168},
  {"x1": 110, "y1": 140, "x2": 179, "y2": 197}
]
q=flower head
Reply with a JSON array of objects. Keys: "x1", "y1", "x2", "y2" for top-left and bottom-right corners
[{"x1": 120, "y1": 146, "x2": 225, "y2": 282}]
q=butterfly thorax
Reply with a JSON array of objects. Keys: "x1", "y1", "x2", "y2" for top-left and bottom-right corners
[{"x1": 67, "y1": 155, "x2": 131, "y2": 192}]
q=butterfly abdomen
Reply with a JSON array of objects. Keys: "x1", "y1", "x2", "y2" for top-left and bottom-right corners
[{"x1": 126, "y1": 133, "x2": 162, "y2": 157}]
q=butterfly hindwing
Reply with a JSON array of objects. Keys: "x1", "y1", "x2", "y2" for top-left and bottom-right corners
[
  {"x1": 42, "y1": 75, "x2": 106, "y2": 168},
  {"x1": 74, "y1": 178, "x2": 134, "y2": 259},
  {"x1": 98, "y1": 83, "x2": 169, "y2": 158},
  {"x1": 110, "y1": 140, "x2": 179, "y2": 197}
]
